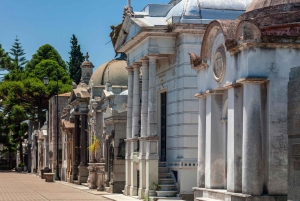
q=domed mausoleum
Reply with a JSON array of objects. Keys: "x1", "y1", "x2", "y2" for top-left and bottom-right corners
[
  {"x1": 166, "y1": 0, "x2": 252, "y2": 24},
  {"x1": 87, "y1": 57, "x2": 128, "y2": 193},
  {"x1": 192, "y1": 0, "x2": 300, "y2": 200}
]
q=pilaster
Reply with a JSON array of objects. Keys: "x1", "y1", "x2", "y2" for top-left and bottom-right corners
[
  {"x1": 237, "y1": 78, "x2": 267, "y2": 195},
  {"x1": 197, "y1": 97, "x2": 206, "y2": 188},
  {"x1": 147, "y1": 56, "x2": 158, "y2": 136},
  {"x1": 205, "y1": 91, "x2": 225, "y2": 189},
  {"x1": 227, "y1": 86, "x2": 243, "y2": 193}
]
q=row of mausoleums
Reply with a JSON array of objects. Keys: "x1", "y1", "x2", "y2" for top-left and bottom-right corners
[{"x1": 28, "y1": 0, "x2": 300, "y2": 200}]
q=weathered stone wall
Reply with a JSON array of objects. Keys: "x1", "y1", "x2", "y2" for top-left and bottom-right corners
[{"x1": 288, "y1": 66, "x2": 300, "y2": 201}]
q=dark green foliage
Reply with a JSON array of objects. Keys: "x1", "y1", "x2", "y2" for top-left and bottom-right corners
[
  {"x1": 0, "y1": 43, "x2": 71, "y2": 163},
  {"x1": 9, "y1": 36, "x2": 27, "y2": 70},
  {"x1": 0, "y1": 44, "x2": 12, "y2": 71},
  {"x1": 67, "y1": 34, "x2": 84, "y2": 84},
  {"x1": 26, "y1": 44, "x2": 67, "y2": 72}
]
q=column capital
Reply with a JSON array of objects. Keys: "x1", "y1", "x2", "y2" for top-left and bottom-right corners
[
  {"x1": 141, "y1": 59, "x2": 149, "y2": 66},
  {"x1": 237, "y1": 77, "x2": 268, "y2": 84},
  {"x1": 147, "y1": 55, "x2": 158, "y2": 61},
  {"x1": 126, "y1": 66, "x2": 134, "y2": 72},
  {"x1": 132, "y1": 62, "x2": 142, "y2": 69},
  {"x1": 194, "y1": 89, "x2": 222, "y2": 99}
]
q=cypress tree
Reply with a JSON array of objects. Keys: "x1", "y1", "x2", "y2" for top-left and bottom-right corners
[{"x1": 67, "y1": 34, "x2": 84, "y2": 84}]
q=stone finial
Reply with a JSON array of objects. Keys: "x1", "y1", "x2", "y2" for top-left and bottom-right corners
[{"x1": 85, "y1": 52, "x2": 89, "y2": 61}]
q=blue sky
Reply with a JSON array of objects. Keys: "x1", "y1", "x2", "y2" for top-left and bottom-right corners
[{"x1": 0, "y1": 0, "x2": 169, "y2": 71}]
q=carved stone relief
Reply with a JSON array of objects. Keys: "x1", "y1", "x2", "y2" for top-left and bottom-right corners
[{"x1": 213, "y1": 45, "x2": 226, "y2": 82}]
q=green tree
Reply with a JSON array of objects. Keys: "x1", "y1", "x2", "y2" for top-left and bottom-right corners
[
  {"x1": 67, "y1": 34, "x2": 84, "y2": 84},
  {"x1": 9, "y1": 36, "x2": 27, "y2": 71},
  {"x1": 0, "y1": 44, "x2": 12, "y2": 71},
  {"x1": 26, "y1": 44, "x2": 67, "y2": 73}
]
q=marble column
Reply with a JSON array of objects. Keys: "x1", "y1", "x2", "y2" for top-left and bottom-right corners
[
  {"x1": 141, "y1": 60, "x2": 149, "y2": 138},
  {"x1": 147, "y1": 56, "x2": 158, "y2": 136},
  {"x1": 205, "y1": 92, "x2": 225, "y2": 189},
  {"x1": 197, "y1": 97, "x2": 206, "y2": 188},
  {"x1": 125, "y1": 67, "x2": 133, "y2": 195},
  {"x1": 139, "y1": 60, "x2": 149, "y2": 198},
  {"x1": 240, "y1": 80, "x2": 263, "y2": 195},
  {"x1": 145, "y1": 56, "x2": 159, "y2": 197},
  {"x1": 227, "y1": 86, "x2": 243, "y2": 193},
  {"x1": 73, "y1": 115, "x2": 80, "y2": 181},
  {"x1": 127, "y1": 67, "x2": 134, "y2": 139},
  {"x1": 132, "y1": 63, "x2": 141, "y2": 138}
]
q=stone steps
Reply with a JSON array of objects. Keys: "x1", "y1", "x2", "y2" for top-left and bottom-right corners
[
  {"x1": 156, "y1": 190, "x2": 178, "y2": 197},
  {"x1": 159, "y1": 178, "x2": 174, "y2": 184},
  {"x1": 155, "y1": 162, "x2": 179, "y2": 198},
  {"x1": 159, "y1": 172, "x2": 172, "y2": 178},
  {"x1": 159, "y1": 167, "x2": 169, "y2": 173}
]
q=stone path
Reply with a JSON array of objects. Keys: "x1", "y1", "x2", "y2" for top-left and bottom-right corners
[{"x1": 0, "y1": 171, "x2": 111, "y2": 201}]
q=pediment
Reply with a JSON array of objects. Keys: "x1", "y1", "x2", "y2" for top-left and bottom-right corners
[{"x1": 115, "y1": 16, "x2": 143, "y2": 51}]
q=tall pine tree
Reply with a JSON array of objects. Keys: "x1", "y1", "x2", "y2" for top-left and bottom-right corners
[
  {"x1": 10, "y1": 36, "x2": 27, "y2": 70},
  {"x1": 67, "y1": 34, "x2": 84, "y2": 84}
]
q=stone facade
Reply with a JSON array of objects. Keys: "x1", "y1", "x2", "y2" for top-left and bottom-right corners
[
  {"x1": 193, "y1": 0, "x2": 300, "y2": 200},
  {"x1": 113, "y1": 0, "x2": 251, "y2": 199},
  {"x1": 48, "y1": 93, "x2": 70, "y2": 178}
]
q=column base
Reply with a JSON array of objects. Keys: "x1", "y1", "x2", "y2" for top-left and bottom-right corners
[
  {"x1": 130, "y1": 186, "x2": 138, "y2": 196},
  {"x1": 78, "y1": 165, "x2": 88, "y2": 185},
  {"x1": 138, "y1": 188, "x2": 145, "y2": 199},
  {"x1": 145, "y1": 189, "x2": 156, "y2": 197},
  {"x1": 124, "y1": 185, "x2": 131, "y2": 195}
]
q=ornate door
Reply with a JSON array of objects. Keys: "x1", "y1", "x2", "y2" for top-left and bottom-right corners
[{"x1": 161, "y1": 92, "x2": 167, "y2": 162}]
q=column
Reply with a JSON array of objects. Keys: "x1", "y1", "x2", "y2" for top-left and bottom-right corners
[
  {"x1": 78, "y1": 113, "x2": 89, "y2": 185},
  {"x1": 141, "y1": 60, "x2": 149, "y2": 138},
  {"x1": 197, "y1": 97, "x2": 206, "y2": 188},
  {"x1": 227, "y1": 86, "x2": 243, "y2": 193},
  {"x1": 132, "y1": 63, "x2": 141, "y2": 138},
  {"x1": 145, "y1": 55, "x2": 159, "y2": 197},
  {"x1": 125, "y1": 67, "x2": 133, "y2": 195},
  {"x1": 147, "y1": 56, "x2": 158, "y2": 136},
  {"x1": 127, "y1": 67, "x2": 134, "y2": 139},
  {"x1": 205, "y1": 92, "x2": 225, "y2": 189},
  {"x1": 73, "y1": 115, "x2": 80, "y2": 181},
  {"x1": 131, "y1": 63, "x2": 141, "y2": 196},
  {"x1": 80, "y1": 114, "x2": 88, "y2": 165},
  {"x1": 139, "y1": 60, "x2": 149, "y2": 198},
  {"x1": 95, "y1": 112, "x2": 103, "y2": 160},
  {"x1": 241, "y1": 81, "x2": 263, "y2": 195}
]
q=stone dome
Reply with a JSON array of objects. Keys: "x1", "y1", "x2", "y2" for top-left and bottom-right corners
[
  {"x1": 89, "y1": 60, "x2": 128, "y2": 87},
  {"x1": 246, "y1": 0, "x2": 300, "y2": 12},
  {"x1": 166, "y1": 0, "x2": 252, "y2": 24}
]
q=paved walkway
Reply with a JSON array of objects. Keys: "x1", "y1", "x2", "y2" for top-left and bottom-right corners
[{"x1": 0, "y1": 171, "x2": 111, "y2": 201}]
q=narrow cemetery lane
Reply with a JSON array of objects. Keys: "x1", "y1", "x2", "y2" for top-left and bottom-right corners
[{"x1": 0, "y1": 172, "x2": 111, "y2": 201}]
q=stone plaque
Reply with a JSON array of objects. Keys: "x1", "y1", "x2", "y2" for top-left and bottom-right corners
[
  {"x1": 213, "y1": 46, "x2": 226, "y2": 82},
  {"x1": 293, "y1": 144, "x2": 300, "y2": 156}
]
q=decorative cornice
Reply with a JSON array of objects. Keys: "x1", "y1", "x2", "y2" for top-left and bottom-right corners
[{"x1": 237, "y1": 77, "x2": 268, "y2": 84}]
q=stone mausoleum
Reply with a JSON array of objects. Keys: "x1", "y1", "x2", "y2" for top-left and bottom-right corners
[
  {"x1": 191, "y1": 0, "x2": 300, "y2": 200},
  {"x1": 113, "y1": 0, "x2": 251, "y2": 199}
]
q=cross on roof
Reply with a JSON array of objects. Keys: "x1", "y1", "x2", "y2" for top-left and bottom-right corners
[{"x1": 85, "y1": 52, "x2": 89, "y2": 61}]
